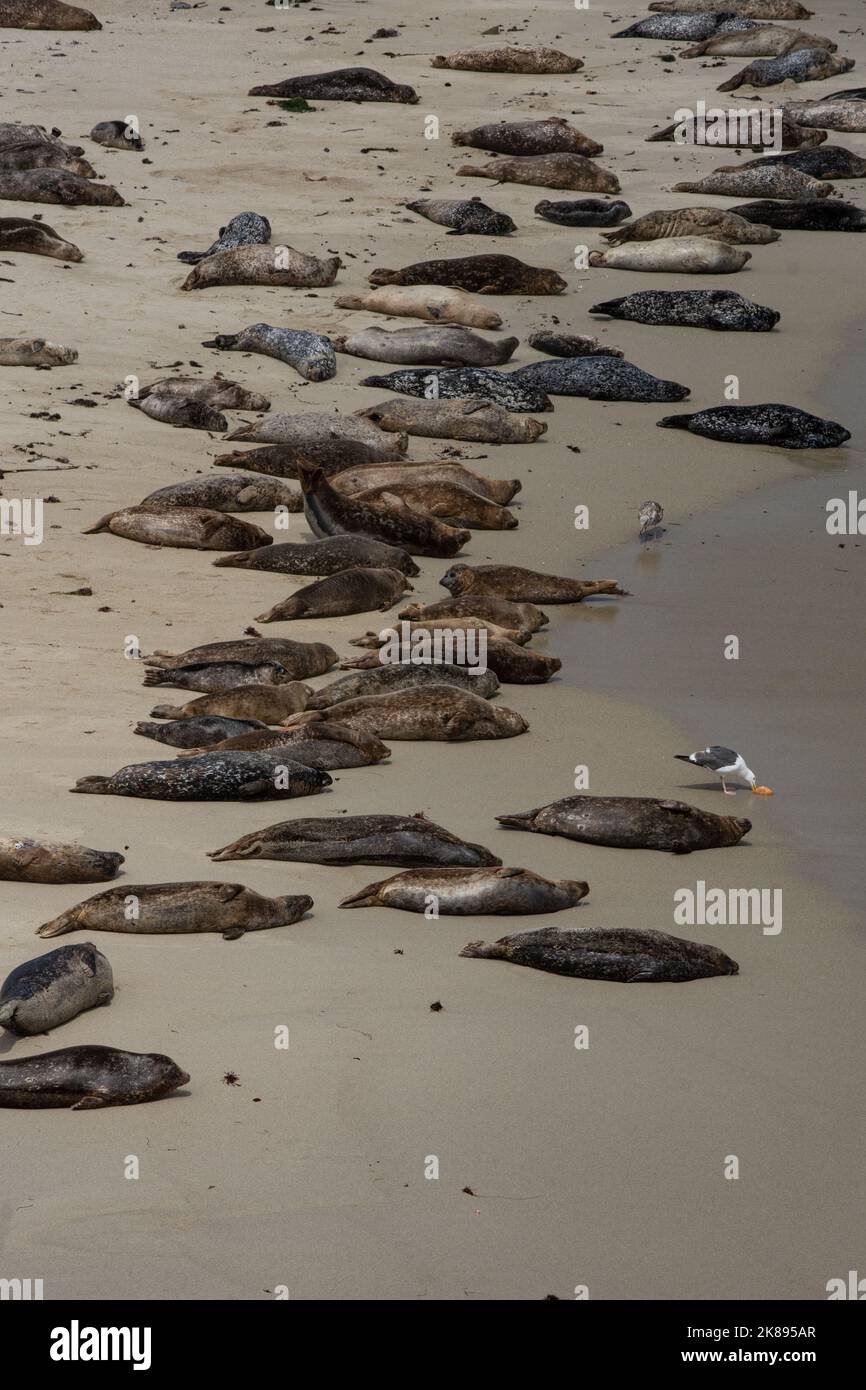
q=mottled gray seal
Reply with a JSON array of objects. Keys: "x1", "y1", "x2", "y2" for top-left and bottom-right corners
[
  {"x1": 528, "y1": 332, "x2": 623, "y2": 358},
  {"x1": 177, "y1": 211, "x2": 271, "y2": 265},
  {"x1": 335, "y1": 284, "x2": 503, "y2": 328},
  {"x1": 142, "y1": 661, "x2": 302, "y2": 694},
  {"x1": 513, "y1": 357, "x2": 690, "y2": 403},
  {"x1": 295, "y1": 460, "x2": 471, "y2": 558},
  {"x1": 39, "y1": 882, "x2": 313, "y2": 941},
  {"x1": 134, "y1": 716, "x2": 267, "y2": 749},
  {"x1": 431, "y1": 47, "x2": 582, "y2": 74},
  {"x1": 224, "y1": 410, "x2": 405, "y2": 457},
  {"x1": 256, "y1": 567, "x2": 412, "y2": 623},
  {"x1": 84, "y1": 506, "x2": 272, "y2": 550},
  {"x1": 683, "y1": 27, "x2": 837, "y2": 58},
  {"x1": 453, "y1": 117, "x2": 602, "y2": 157},
  {"x1": 71, "y1": 752, "x2": 331, "y2": 802},
  {"x1": 589, "y1": 239, "x2": 752, "y2": 272},
  {"x1": 0, "y1": 838, "x2": 123, "y2": 884},
  {"x1": 459, "y1": 153, "x2": 620, "y2": 194},
  {"x1": 440, "y1": 564, "x2": 624, "y2": 604},
  {"x1": 202, "y1": 324, "x2": 336, "y2": 382},
  {"x1": 0, "y1": 337, "x2": 77, "y2": 367},
  {"x1": 357, "y1": 397, "x2": 547, "y2": 443},
  {"x1": 331, "y1": 461, "x2": 520, "y2": 506},
  {"x1": 129, "y1": 396, "x2": 229, "y2": 432},
  {"x1": 307, "y1": 662, "x2": 500, "y2": 707},
  {"x1": 613, "y1": 13, "x2": 759, "y2": 38},
  {"x1": 0, "y1": 1047, "x2": 188, "y2": 1110},
  {"x1": 658, "y1": 403, "x2": 850, "y2": 448},
  {"x1": 149, "y1": 684, "x2": 312, "y2": 723},
  {"x1": 646, "y1": 116, "x2": 826, "y2": 149},
  {"x1": 728, "y1": 198, "x2": 866, "y2": 229},
  {"x1": 350, "y1": 618, "x2": 528, "y2": 649},
  {"x1": 280, "y1": 688, "x2": 527, "y2": 740},
  {"x1": 368, "y1": 254, "x2": 566, "y2": 296},
  {"x1": 0, "y1": 168, "x2": 124, "y2": 206},
  {"x1": 90, "y1": 120, "x2": 144, "y2": 151},
  {"x1": 460, "y1": 927, "x2": 738, "y2": 982},
  {"x1": 333, "y1": 324, "x2": 518, "y2": 368},
  {"x1": 534, "y1": 198, "x2": 632, "y2": 226},
  {"x1": 360, "y1": 366, "x2": 551, "y2": 413},
  {"x1": 213, "y1": 440, "x2": 407, "y2": 478},
  {"x1": 181, "y1": 245, "x2": 341, "y2": 291},
  {"x1": 0, "y1": 944, "x2": 113, "y2": 1036},
  {"x1": 405, "y1": 198, "x2": 515, "y2": 237},
  {"x1": 342, "y1": 636, "x2": 558, "y2": 685},
  {"x1": 141, "y1": 473, "x2": 300, "y2": 514},
  {"x1": 731, "y1": 146, "x2": 866, "y2": 179},
  {"x1": 0, "y1": 0, "x2": 101, "y2": 30},
  {"x1": 138, "y1": 375, "x2": 269, "y2": 411},
  {"x1": 718, "y1": 48, "x2": 853, "y2": 92},
  {"x1": 213, "y1": 535, "x2": 419, "y2": 576},
  {"x1": 601, "y1": 207, "x2": 779, "y2": 245},
  {"x1": 590, "y1": 288, "x2": 780, "y2": 331},
  {"x1": 144, "y1": 636, "x2": 336, "y2": 679},
  {"x1": 672, "y1": 167, "x2": 832, "y2": 199},
  {"x1": 0, "y1": 143, "x2": 94, "y2": 176},
  {"x1": 341, "y1": 866, "x2": 588, "y2": 914},
  {"x1": 352, "y1": 481, "x2": 517, "y2": 532},
  {"x1": 0, "y1": 216, "x2": 82, "y2": 261},
  {"x1": 398, "y1": 595, "x2": 546, "y2": 632},
  {"x1": 498, "y1": 795, "x2": 751, "y2": 852},
  {"x1": 782, "y1": 99, "x2": 866, "y2": 133},
  {"x1": 0, "y1": 123, "x2": 83, "y2": 156},
  {"x1": 176, "y1": 723, "x2": 388, "y2": 769},
  {"x1": 648, "y1": 1, "x2": 813, "y2": 16},
  {"x1": 249, "y1": 68, "x2": 419, "y2": 103},
  {"x1": 210, "y1": 812, "x2": 501, "y2": 869}
]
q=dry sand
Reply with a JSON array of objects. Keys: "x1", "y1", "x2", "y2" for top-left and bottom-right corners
[{"x1": 0, "y1": 1, "x2": 863, "y2": 1299}]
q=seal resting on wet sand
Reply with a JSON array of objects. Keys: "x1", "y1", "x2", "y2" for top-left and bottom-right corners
[
  {"x1": 209, "y1": 812, "x2": 501, "y2": 868},
  {"x1": 0, "y1": 216, "x2": 82, "y2": 260},
  {"x1": 341, "y1": 866, "x2": 588, "y2": 914},
  {"x1": 356, "y1": 397, "x2": 547, "y2": 442},
  {"x1": 405, "y1": 198, "x2": 515, "y2": 236},
  {"x1": 0, "y1": 0, "x2": 101, "y2": 30},
  {"x1": 333, "y1": 324, "x2": 518, "y2": 367},
  {"x1": 38, "y1": 882, "x2": 314, "y2": 940},
  {"x1": 0, "y1": 1047, "x2": 189, "y2": 1109},
  {"x1": 459, "y1": 153, "x2": 620, "y2": 194},
  {"x1": 83, "y1": 506, "x2": 272, "y2": 550},
  {"x1": 497, "y1": 794, "x2": 751, "y2": 852},
  {"x1": 658, "y1": 403, "x2": 850, "y2": 448},
  {"x1": 460, "y1": 927, "x2": 738, "y2": 982},
  {"x1": 202, "y1": 324, "x2": 336, "y2": 382},
  {"x1": 181, "y1": 245, "x2": 340, "y2": 291},
  {"x1": 249, "y1": 68, "x2": 418, "y2": 103},
  {"x1": 440, "y1": 563, "x2": 624, "y2": 604}
]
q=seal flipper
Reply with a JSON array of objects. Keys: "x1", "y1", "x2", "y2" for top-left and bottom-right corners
[
  {"x1": 72, "y1": 1095, "x2": 107, "y2": 1110},
  {"x1": 339, "y1": 880, "x2": 386, "y2": 908},
  {"x1": 495, "y1": 811, "x2": 536, "y2": 829},
  {"x1": 222, "y1": 927, "x2": 245, "y2": 941},
  {"x1": 237, "y1": 779, "x2": 277, "y2": 799},
  {"x1": 82, "y1": 512, "x2": 115, "y2": 534},
  {"x1": 71, "y1": 775, "x2": 112, "y2": 794},
  {"x1": 459, "y1": 939, "x2": 505, "y2": 959},
  {"x1": 657, "y1": 415, "x2": 692, "y2": 431}
]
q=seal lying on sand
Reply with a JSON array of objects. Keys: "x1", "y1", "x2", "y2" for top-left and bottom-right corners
[
  {"x1": 335, "y1": 284, "x2": 503, "y2": 328},
  {"x1": 210, "y1": 812, "x2": 501, "y2": 868},
  {"x1": 84, "y1": 506, "x2": 272, "y2": 550},
  {"x1": 672, "y1": 166, "x2": 832, "y2": 199},
  {"x1": 440, "y1": 564, "x2": 624, "y2": 604},
  {"x1": 405, "y1": 198, "x2": 515, "y2": 237},
  {"x1": 535, "y1": 198, "x2": 632, "y2": 225},
  {"x1": 256, "y1": 567, "x2": 412, "y2": 622},
  {"x1": 334, "y1": 324, "x2": 518, "y2": 368},
  {"x1": 683, "y1": 27, "x2": 837, "y2": 59},
  {"x1": 590, "y1": 288, "x2": 780, "y2": 330},
  {"x1": 648, "y1": 1, "x2": 813, "y2": 17},
  {"x1": 142, "y1": 661, "x2": 303, "y2": 694},
  {"x1": 0, "y1": 838, "x2": 123, "y2": 884},
  {"x1": 343, "y1": 638, "x2": 559, "y2": 685},
  {"x1": 296, "y1": 460, "x2": 471, "y2": 558},
  {"x1": 340, "y1": 866, "x2": 588, "y2": 914},
  {"x1": 399, "y1": 595, "x2": 546, "y2": 632},
  {"x1": 182, "y1": 245, "x2": 341, "y2": 291},
  {"x1": 144, "y1": 637, "x2": 336, "y2": 679},
  {"x1": 280, "y1": 689, "x2": 527, "y2": 740},
  {"x1": 0, "y1": 1047, "x2": 188, "y2": 1109},
  {"x1": 601, "y1": 207, "x2": 778, "y2": 245},
  {"x1": 0, "y1": 216, "x2": 82, "y2": 260},
  {"x1": 782, "y1": 99, "x2": 866, "y2": 132},
  {"x1": 202, "y1": 324, "x2": 336, "y2": 382},
  {"x1": 589, "y1": 239, "x2": 752, "y2": 272},
  {"x1": 718, "y1": 48, "x2": 853, "y2": 92},
  {"x1": 141, "y1": 473, "x2": 300, "y2": 514},
  {"x1": 728, "y1": 198, "x2": 866, "y2": 229},
  {"x1": 732, "y1": 146, "x2": 866, "y2": 178},
  {"x1": 214, "y1": 535, "x2": 419, "y2": 576},
  {"x1": 357, "y1": 397, "x2": 547, "y2": 443},
  {"x1": 368, "y1": 254, "x2": 566, "y2": 295},
  {"x1": 249, "y1": 67, "x2": 418, "y2": 103},
  {"x1": 359, "y1": 366, "x2": 551, "y2": 413},
  {"x1": 331, "y1": 461, "x2": 520, "y2": 506},
  {"x1": 307, "y1": 663, "x2": 500, "y2": 707},
  {"x1": 71, "y1": 752, "x2": 332, "y2": 802},
  {"x1": 225, "y1": 410, "x2": 404, "y2": 456},
  {"x1": 0, "y1": 944, "x2": 113, "y2": 1035},
  {"x1": 497, "y1": 794, "x2": 751, "y2": 852},
  {"x1": 137, "y1": 375, "x2": 269, "y2": 411},
  {"x1": 176, "y1": 722, "x2": 389, "y2": 769},
  {"x1": 351, "y1": 482, "x2": 517, "y2": 531},
  {"x1": 528, "y1": 331, "x2": 623, "y2": 358},
  {"x1": 177, "y1": 211, "x2": 271, "y2": 265},
  {"x1": 513, "y1": 357, "x2": 690, "y2": 402},
  {"x1": 135, "y1": 716, "x2": 267, "y2": 749},
  {"x1": 431, "y1": 47, "x2": 582, "y2": 74},
  {"x1": 90, "y1": 119, "x2": 144, "y2": 151},
  {"x1": 0, "y1": 168, "x2": 124, "y2": 205},
  {"x1": 459, "y1": 153, "x2": 620, "y2": 194},
  {"x1": 39, "y1": 883, "x2": 313, "y2": 941},
  {"x1": 0, "y1": 123, "x2": 83, "y2": 157},
  {"x1": 214, "y1": 442, "x2": 407, "y2": 479},
  {"x1": 453, "y1": 117, "x2": 602, "y2": 157},
  {"x1": 148, "y1": 685, "x2": 312, "y2": 723},
  {"x1": 646, "y1": 116, "x2": 825, "y2": 148},
  {"x1": 0, "y1": 337, "x2": 77, "y2": 367},
  {"x1": 129, "y1": 396, "x2": 229, "y2": 431},
  {"x1": 0, "y1": 0, "x2": 101, "y2": 30},
  {"x1": 460, "y1": 927, "x2": 738, "y2": 982},
  {"x1": 658, "y1": 403, "x2": 851, "y2": 448},
  {"x1": 614, "y1": 13, "x2": 759, "y2": 38},
  {"x1": 0, "y1": 143, "x2": 94, "y2": 176}
]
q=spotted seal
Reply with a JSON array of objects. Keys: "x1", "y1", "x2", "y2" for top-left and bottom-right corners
[
  {"x1": 280, "y1": 688, "x2": 527, "y2": 741},
  {"x1": 0, "y1": 143, "x2": 94, "y2": 176},
  {"x1": 459, "y1": 153, "x2": 620, "y2": 194},
  {"x1": 138, "y1": 375, "x2": 269, "y2": 410},
  {"x1": 213, "y1": 535, "x2": 419, "y2": 576},
  {"x1": 181, "y1": 245, "x2": 341, "y2": 291},
  {"x1": 613, "y1": 14, "x2": 759, "y2": 39},
  {"x1": 718, "y1": 48, "x2": 853, "y2": 92},
  {"x1": 535, "y1": 198, "x2": 632, "y2": 225},
  {"x1": 134, "y1": 716, "x2": 267, "y2": 749},
  {"x1": 601, "y1": 207, "x2": 779, "y2": 245},
  {"x1": 0, "y1": 0, "x2": 101, "y2": 30},
  {"x1": 527, "y1": 331, "x2": 623, "y2": 358},
  {"x1": 256, "y1": 567, "x2": 413, "y2": 622},
  {"x1": 306, "y1": 663, "x2": 500, "y2": 707},
  {"x1": 497, "y1": 794, "x2": 751, "y2": 852},
  {"x1": 84, "y1": 506, "x2": 272, "y2": 550},
  {"x1": 452, "y1": 117, "x2": 602, "y2": 157},
  {"x1": 648, "y1": 1, "x2": 813, "y2": 16},
  {"x1": 148, "y1": 685, "x2": 312, "y2": 723},
  {"x1": 333, "y1": 324, "x2": 518, "y2": 367},
  {"x1": 460, "y1": 927, "x2": 738, "y2": 982},
  {"x1": 0, "y1": 337, "x2": 77, "y2": 367},
  {"x1": 0, "y1": 838, "x2": 123, "y2": 884},
  {"x1": 341, "y1": 866, "x2": 588, "y2": 914},
  {"x1": 249, "y1": 67, "x2": 418, "y2": 103},
  {"x1": 202, "y1": 324, "x2": 336, "y2": 382},
  {"x1": 177, "y1": 211, "x2": 271, "y2": 265},
  {"x1": 0, "y1": 168, "x2": 124, "y2": 205},
  {"x1": 781, "y1": 98, "x2": 866, "y2": 132},
  {"x1": 728, "y1": 198, "x2": 866, "y2": 229},
  {"x1": 672, "y1": 166, "x2": 833, "y2": 199},
  {"x1": 90, "y1": 120, "x2": 145, "y2": 151},
  {"x1": 209, "y1": 812, "x2": 501, "y2": 869},
  {"x1": 356, "y1": 397, "x2": 547, "y2": 443},
  {"x1": 142, "y1": 661, "x2": 302, "y2": 694},
  {"x1": 658, "y1": 403, "x2": 851, "y2": 448},
  {"x1": 0, "y1": 944, "x2": 113, "y2": 1035},
  {"x1": 140, "y1": 473, "x2": 300, "y2": 514},
  {"x1": 71, "y1": 752, "x2": 332, "y2": 802},
  {"x1": 431, "y1": 47, "x2": 582, "y2": 74},
  {"x1": 512, "y1": 357, "x2": 690, "y2": 402},
  {"x1": 359, "y1": 366, "x2": 552, "y2": 413},
  {"x1": 405, "y1": 198, "x2": 516, "y2": 236},
  {"x1": 38, "y1": 883, "x2": 313, "y2": 941},
  {"x1": 224, "y1": 410, "x2": 405, "y2": 457},
  {"x1": 0, "y1": 216, "x2": 82, "y2": 261},
  {"x1": 590, "y1": 288, "x2": 780, "y2": 331},
  {"x1": 729, "y1": 146, "x2": 866, "y2": 179},
  {"x1": 143, "y1": 637, "x2": 336, "y2": 679},
  {"x1": 0, "y1": 1047, "x2": 189, "y2": 1110},
  {"x1": 368, "y1": 253, "x2": 566, "y2": 295}
]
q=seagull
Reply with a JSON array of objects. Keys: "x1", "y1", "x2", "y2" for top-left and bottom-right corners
[
  {"x1": 674, "y1": 746, "x2": 773, "y2": 796},
  {"x1": 638, "y1": 499, "x2": 664, "y2": 538}
]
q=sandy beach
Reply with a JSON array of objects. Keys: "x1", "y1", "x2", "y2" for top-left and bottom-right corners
[{"x1": 1, "y1": 0, "x2": 863, "y2": 1300}]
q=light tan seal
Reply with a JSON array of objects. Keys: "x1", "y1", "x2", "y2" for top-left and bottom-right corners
[
  {"x1": 0, "y1": 337, "x2": 77, "y2": 367},
  {"x1": 457, "y1": 153, "x2": 620, "y2": 194},
  {"x1": 683, "y1": 28, "x2": 837, "y2": 59},
  {"x1": 335, "y1": 284, "x2": 502, "y2": 328},
  {"x1": 352, "y1": 481, "x2": 518, "y2": 531},
  {"x1": 332, "y1": 323, "x2": 517, "y2": 367},
  {"x1": 181, "y1": 245, "x2": 341, "y2": 291},
  {"x1": 431, "y1": 47, "x2": 582, "y2": 74},
  {"x1": 84, "y1": 506, "x2": 272, "y2": 551},
  {"x1": 589, "y1": 239, "x2": 753, "y2": 273},
  {"x1": 0, "y1": 838, "x2": 123, "y2": 884},
  {"x1": 340, "y1": 866, "x2": 588, "y2": 914},
  {"x1": 356, "y1": 397, "x2": 547, "y2": 443},
  {"x1": 149, "y1": 685, "x2": 311, "y2": 723}
]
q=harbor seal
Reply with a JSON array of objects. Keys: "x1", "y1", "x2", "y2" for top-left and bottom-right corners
[
  {"x1": 176, "y1": 722, "x2": 389, "y2": 770},
  {"x1": 452, "y1": 118, "x2": 602, "y2": 157},
  {"x1": 405, "y1": 198, "x2": 515, "y2": 237},
  {"x1": 534, "y1": 198, "x2": 631, "y2": 226},
  {"x1": 209, "y1": 812, "x2": 501, "y2": 869},
  {"x1": 0, "y1": 143, "x2": 94, "y2": 176},
  {"x1": 0, "y1": 168, "x2": 124, "y2": 206},
  {"x1": 350, "y1": 618, "x2": 529, "y2": 649},
  {"x1": 140, "y1": 473, "x2": 300, "y2": 514},
  {"x1": 781, "y1": 98, "x2": 866, "y2": 132},
  {"x1": 213, "y1": 441, "x2": 407, "y2": 479},
  {"x1": 142, "y1": 661, "x2": 304, "y2": 694},
  {"x1": 431, "y1": 47, "x2": 582, "y2": 74},
  {"x1": 356, "y1": 398, "x2": 548, "y2": 443},
  {"x1": 295, "y1": 460, "x2": 471, "y2": 558},
  {"x1": 0, "y1": 944, "x2": 113, "y2": 1036},
  {"x1": 213, "y1": 535, "x2": 419, "y2": 576},
  {"x1": 148, "y1": 685, "x2": 312, "y2": 723},
  {"x1": 144, "y1": 637, "x2": 336, "y2": 678},
  {"x1": 513, "y1": 357, "x2": 690, "y2": 403},
  {"x1": 646, "y1": 116, "x2": 825, "y2": 149},
  {"x1": 588, "y1": 239, "x2": 753, "y2": 272},
  {"x1": 590, "y1": 288, "x2": 780, "y2": 331},
  {"x1": 359, "y1": 366, "x2": 551, "y2": 413},
  {"x1": 71, "y1": 752, "x2": 331, "y2": 802},
  {"x1": 368, "y1": 254, "x2": 566, "y2": 296},
  {"x1": 460, "y1": 927, "x2": 738, "y2": 983},
  {"x1": 729, "y1": 146, "x2": 866, "y2": 179},
  {"x1": 823, "y1": 88, "x2": 866, "y2": 101},
  {"x1": 335, "y1": 284, "x2": 502, "y2": 328},
  {"x1": 224, "y1": 410, "x2": 406, "y2": 457},
  {"x1": 181, "y1": 245, "x2": 341, "y2": 291},
  {"x1": 0, "y1": 0, "x2": 101, "y2": 29},
  {"x1": 497, "y1": 794, "x2": 751, "y2": 852},
  {"x1": 0, "y1": 838, "x2": 123, "y2": 884},
  {"x1": 614, "y1": 14, "x2": 759, "y2": 38},
  {"x1": 648, "y1": 1, "x2": 813, "y2": 16},
  {"x1": 601, "y1": 207, "x2": 778, "y2": 245},
  {"x1": 459, "y1": 153, "x2": 620, "y2": 194},
  {"x1": 351, "y1": 481, "x2": 517, "y2": 531},
  {"x1": 440, "y1": 564, "x2": 624, "y2": 604},
  {"x1": 398, "y1": 595, "x2": 546, "y2": 632},
  {"x1": 341, "y1": 866, "x2": 588, "y2": 914},
  {"x1": 0, "y1": 216, "x2": 82, "y2": 261},
  {"x1": 331, "y1": 462, "x2": 520, "y2": 506},
  {"x1": 202, "y1": 324, "x2": 336, "y2": 382},
  {"x1": 256, "y1": 568, "x2": 412, "y2": 622},
  {"x1": 138, "y1": 375, "x2": 269, "y2": 411},
  {"x1": 39, "y1": 883, "x2": 313, "y2": 941},
  {"x1": 683, "y1": 27, "x2": 837, "y2": 58},
  {"x1": 658, "y1": 403, "x2": 851, "y2": 448},
  {"x1": 0, "y1": 337, "x2": 77, "y2": 367},
  {"x1": 718, "y1": 49, "x2": 853, "y2": 92},
  {"x1": 129, "y1": 395, "x2": 228, "y2": 431},
  {"x1": 307, "y1": 663, "x2": 500, "y2": 706},
  {"x1": 0, "y1": 123, "x2": 83, "y2": 156},
  {"x1": 527, "y1": 331, "x2": 623, "y2": 358},
  {"x1": 84, "y1": 506, "x2": 272, "y2": 550},
  {"x1": 0, "y1": 1047, "x2": 189, "y2": 1110},
  {"x1": 728, "y1": 198, "x2": 866, "y2": 229},
  {"x1": 249, "y1": 68, "x2": 419, "y2": 104},
  {"x1": 280, "y1": 688, "x2": 527, "y2": 741},
  {"x1": 345, "y1": 637, "x2": 559, "y2": 684},
  {"x1": 333, "y1": 324, "x2": 518, "y2": 368},
  {"x1": 178, "y1": 211, "x2": 271, "y2": 265},
  {"x1": 672, "y1": 167, "x2": 833, "y2": 199},
  {"x1": 90, "y1": 119, "x2": 144, "y2": 151},
  {"x1": 134, "y1": 716, "x2": 267, "y2": 749}
]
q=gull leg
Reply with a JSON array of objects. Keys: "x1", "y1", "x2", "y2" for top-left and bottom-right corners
[{"x1": 721, "y1": 778, "x2": 736, "y2": 796}]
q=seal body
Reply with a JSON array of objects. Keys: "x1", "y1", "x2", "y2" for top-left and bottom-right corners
[
  {"x1": 331, "y1": 461, "x2": 520, "y2": 505},
  {"x1": 589, "y1": 238, "x2": 752, "y2": 272},
  {"x1": 84, "y1": 506, "x2": 272, "y2": 550},
  {"x1": 335, "y1": 285, "x2": 503, "y2": 327},
  {"x1": 359, "y1": 366, "x2": 551, "y2": 412},
  {"x1": 497, "y1": 795, "x2": 751, "y2": 852},
  {"x1": 90, "y1": 120, "x2": 144, "y2": 151},
  {"x1": 614, "y1": 14, "x2": 758, "y2": 38},
  {"x1": 601, "y1": 207, "x2": 779, "y2": 245},
  {"x1": 513, "y1": 357, "x2": 690, "y2": 402},
  {"x1": 210, "y1": 812, "x2": 501, "y2": 868},
  {"x1": 0, "y1": 168, "x2": 123, "y2": 205},
  {"x1": 781, "y1": 99, "x2": 866, "y2": 132},
  {"x1": 295, "y1": 461, "x2": 471, "y2": 558},
  {"x1": 38, "y1": 882, "x2": 313, "y2": 940},
  {"x1": 453, "y1": 117, "x2": 601, "y2": 157},
  {"x1": 249, "y1": 68, "x2": 418, "y2": 103},
  {"x1": 0, "y1": 337, "x2": 77, "y2": 367},
  {"x1": 684, "y1": 27, "x2": 837, "y2": 58},
  {"x1": 333, "y1": 324, "x2": 518, "y2": 367},
  {"x1": 0, "y1": 1047, "x2": 188, "y2": 1110},
  {"x1": 398, "y1": 595, "x2": 546, "y2": 632},
  {"x1": 0, "y1": 838, "x2": 123, "y2": 884},
  {"x1": 735, "y1": 146, "x2": 866, "y2": 178},
  {"x1": 672, "y1": 167, "x2": 832, "y2": 199},
  {"x1": 141, "y1": 473, "x2": 300, "y2": 514},
  {"x1": 309, "y1": 662, "x2": 500, "y2": 706},
  {"x1": 460, "y1": 927, "x2": 738, "y2": 982},
  {"x1": 535, "y1": 198, "x2": 631, "y2": 225},
  {"x1": 181, "y1": 245, "x2": 341, "y2": 290},
  {"x1": 256, "y1": 567, "x2": 412, "y2": 622},
  {"x1": 718, "y1": 49, "x2": 853, "y2": 92},
  {"x1": 357, "y1": 397, "x2": 548, "y2": 442},
  {"x1": 0, "y1": 216, "x2": 82, "y2": 260},
  {"x1": 134, "y1": 716, "x2": 267, "y2": 749},
  {"x1": 178, "y1": 211, "x2": 271, "y2": 265},
  {"x1": 646, "y1": 116, "x2": 826, "y2": 149},
  {"x1": 431, "y1": 47, "x2": 582, "y2": 74},
  {"x1": 224, "y1": 410, "x2": 405, "y2": 457},
  {"x1": 148, "y1": 685, "x2": 312, "y2": 723},
  {"x1": 658, "y1": 403, "x2": 851, "y2": 448},
  {"x1": 648, "y1": 1, "x2": 813, "y2": 17},
  {"x1": 590, "y1": 288, "x2": 780, "y2": 331},
  {"x1": 459, "y1": 153, "x2": 620, "y2": 193},
  {"x1": 340, "y1": 866, "x2": 589, "y2": 914},
  {"x1": 0, "y1": 944, "x2": 113, "y2": 1035},
  {"x1": 405, "y1": 198, "x2": 515, "y2": 236},
  {"x1": 440, "y1": 563, "x2": 623, "y2": 604},
  {"x1": 528, "y1": 331, "x2": 623, "y2": 358},
  {"x1": 144, "y1": 637, "x2": 336, "y2": 679},
  {"x1": 0, "y1": 143, "x2": 94, "y2": 176},
  {"x1": 351, "y1": 481, "x2": 517, "y2": 531},
  {"x1": 213, "y1": 535, "x2": 419, "y2": 576},
  {"x1": 142, "y1": 661, "x2": 304, "y2": 693},
  {"x1": 280, "y1": 687, "x2": 527, "y2": 740},
  {"x1": 202, "y1": 324, "x2": 336, "y2": 382},
  {"x1": 129, "y1": 396, "x2": 229, "y2": 431},
  {"x1": 368, "y1": 254, "x2": 566, "y2": 296},
  {"x1": 71, "y1": 753, "x2": 332, "y2": 802},
  {"x1": 0, "y1": 1, "x2": 101, "y2": 30},
  {"x1": 138, "y1": 375, "x2": 269, "y2": 410},
  {"x1": 729, "y1": 198, "x2": 866, "y2": 229}
]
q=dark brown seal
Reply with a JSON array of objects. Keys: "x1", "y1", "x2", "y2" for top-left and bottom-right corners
[
  {"x1": 460, "y1": 927, "x2": 738, "y2": 982},
  {"x1": 369, "y1": 254, "x2": 567, "y2": 296},
  {"x1": 497, "y1": 795, "x2": 751, "y2": 852},
  {"x1": 0, "y1": 1047, "x2": 188, "y2": 1110}
]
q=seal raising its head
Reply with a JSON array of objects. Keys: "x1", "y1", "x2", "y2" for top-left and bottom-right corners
[{"x1": 178, "y1": 211, "x2": 270, "y2": 265}]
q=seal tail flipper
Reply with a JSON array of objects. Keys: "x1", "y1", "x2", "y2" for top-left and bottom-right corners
[
  {"x1": 212, "y1": 552, "x2": 252, "y2": 567},
  {"x1": 207, "y1": 837, "x2": 260, "y2": 861},
  {"x1": 657, "y1": 415, "x2": 691, "y2": 431},
  {"x1": 459, "y1": 939, "x2": 505, "y2": 959},
  {"x1": 278, "y1": 710, "x2": 327, "y2": 729},
  {"x1": 338, "y1": 882, "x2": 386, "y2": 908},
  {"x1": 142, "y1": 669, "x2": 172, "y2": 687},
  {"x1": 82, "y1": 512, "x2": 115, "y2": 533},
  {"x1": 600, "y1": 230, "x2": 629, "y2": 246},
  {"x1": 590, "y1": 298, "x2": 624, "y2": 316},
  {"x1": 495, "y1": 811, "x2": 535, "y2": 829},
  {"x1": 37, "y1": 909, "x2": 78, "y2": 937},
  {"x1": 177, "y1": 250, "x2": 206, "y2": 264},
  {"x1": 70, "y1": 776, "x2": 112, "y2": 795},
  {"x1": 0, "y1": 1003, "x2": 17, "y2": 1028},
  {"x1": 149, "y1": 704, "x2": 185, "y2": 718}
]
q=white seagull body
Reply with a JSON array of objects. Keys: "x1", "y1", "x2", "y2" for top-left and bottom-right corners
[{"x1": 675, "y1": 746, "x2": 758, "y2": 796}]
